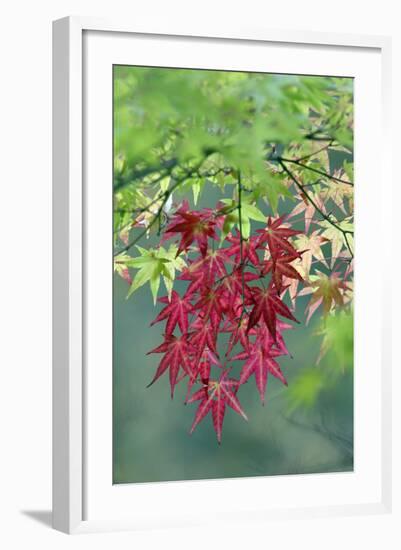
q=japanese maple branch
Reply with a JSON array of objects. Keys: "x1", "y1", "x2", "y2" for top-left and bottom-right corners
[
  {"x1": 277, "y1": 159, "x2": 354, "y2": 259},
  {"x1": 114, "y1": 160, "x2": 205, "y2": 256},
  {"x1": 304, "y1": 117, "x2": 345, "y2": 142},
  {"x1": 294, "y1": 141, "x2": 334, "y2": 162},
  {"x1": 279, "y1": 157, "x2": 353, "y2": 186},
  {"x1": 113, "y1": 158, "x2": 178, "y2": 192},
  {"x1": 115, "y1": 168, "x2": 232, "y2": 219},
  {"x1": 113, "y1": 190, "x2": 169, "y2": 235},
  {"x1": 114, "y1": 166, "x2": 232, "y2": 236}
]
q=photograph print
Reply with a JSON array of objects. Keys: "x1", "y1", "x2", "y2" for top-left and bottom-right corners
[{"x1": 113, "y1": 66, "x2": 354, "y2": 484}]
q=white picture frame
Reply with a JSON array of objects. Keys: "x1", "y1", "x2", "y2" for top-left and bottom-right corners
[{"x1": 52, "y1": 16, "x2": 392, "y2": 534}]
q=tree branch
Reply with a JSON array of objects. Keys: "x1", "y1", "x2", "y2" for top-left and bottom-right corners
[
  {"x1": 294, "y1": 141, "x2": 334, "y2": 162},
  {"x1": 277, "y1": 159, "x2": 354, "y2": 259},
  {"x1": 113, "y1": 158, "x2": 178, "y2": 192},
  {"x1": 114, "y1": 160, "x2": 205, "y2": 256},
  {"x1": 279, "y1": 157, "x2": 353, "y2": 186}
]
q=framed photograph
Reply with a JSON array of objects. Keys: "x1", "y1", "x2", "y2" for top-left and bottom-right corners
[{"x1": 52, "y1": 16, "x2": 392, "y2": 534}]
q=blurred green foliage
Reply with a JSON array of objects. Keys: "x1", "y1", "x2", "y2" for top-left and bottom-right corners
[
  {"x1": 286, "y1": 309, "x2": 353, "y2": 413},
  {"x1": 114, "y1": 66, "x2": 353, "y2": 169},
  {"x1": 113, "y1": 67, "x2": 353, "y2": 243}
]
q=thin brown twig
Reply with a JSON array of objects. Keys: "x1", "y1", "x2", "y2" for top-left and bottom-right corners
[
  {"x1": 294, "y1": 140, "x2": 334, "y2": 162},
  {"x1": 280, "y1": 157, "x2": 353, "y2": 186},
  {"x1": 113, "y1": 158, "x2": 178, "y2": 192},
  {"x1": 113, "y1": 191, "x2": 168, "y2": 234},
  {"x1": 114, "y1": 160, "x2": 206, "y2": 256},
  {"x1": 278, "y1": 159, "x2": 354, "y2": 259}
]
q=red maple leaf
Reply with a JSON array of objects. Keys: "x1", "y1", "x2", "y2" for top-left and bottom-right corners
[
  {"x1": 220, "y1": 267, "x2": 260, "y2": 303},
  {"x1": 147, "y1": 334, "x2": 193, "y2": 397},
  {"x1": 257, "y1": 215, "x2": 302, "y2": 259},
  {"x1": 184, "y1": 347, "x2": 220, "y2": 402},
  {"x1": 178, "y1": 267, "x2": 206, "y2": 298},
  {"x1": 192, "y1": 286, "x2": 225, "y2": 333},
  {"x1": 226, "y1": 230, "x2": 260, "y2": 266},
  {"x1": 185, "y1": 248, "x2": 230, "y2": 284},
  {"x1": 188, "y1": 316, "x2": 218, "y2": 358},
  {"x1": 261, "y1": 252, "x2": 304, "y2": 293},
  {"x1": 163, "y1": 208, "x2": 217, "y2": 257},
  {"x1": 255, "y1": 321, "x2": 292, "y2": 357},
  {"x1": 231, "y1": 340, "x2": 287, "y2": 404},
  {"x1": 150, "y1": 290, "x2": 192, "y2": 335},
  {"x1": 223, "y1": 316, "x2": 257, "y2": 356},
  {"x1": 188, "y1": 371, "x2": 247, "y2": 443},
  {"x1": 247, "y1": 285, "x2": 299, "y2": 339}
]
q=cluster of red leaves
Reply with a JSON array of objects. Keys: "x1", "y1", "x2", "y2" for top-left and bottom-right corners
[{"x1": 147, "y1": 202, "x2": 305, "y2": 443}]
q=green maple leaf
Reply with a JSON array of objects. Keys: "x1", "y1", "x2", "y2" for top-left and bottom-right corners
[
  {"x1": 255, "y1": 170, "x2": 293, "y2": 213},
  {"x1": 190, "y1": 177, "x2": 205, "y2": 205},
  {"x1": 157, "y1": 245, "x2": 187, "y2": 299},
  {"x1": 126, "y1": 245, "x2": 186, "y2": 304}
]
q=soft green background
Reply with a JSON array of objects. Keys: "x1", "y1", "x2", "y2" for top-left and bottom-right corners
[{"x1": 113, "y1": 185, "x2": 353, "y2": 484}]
